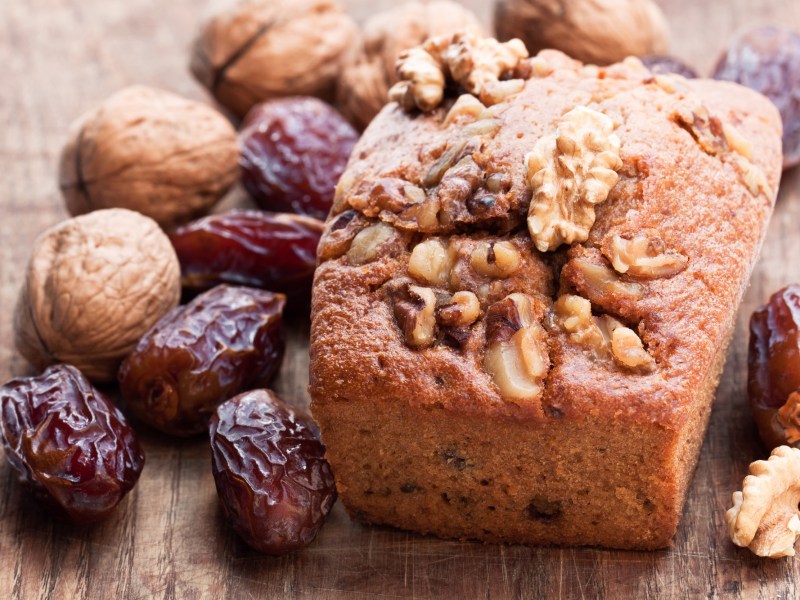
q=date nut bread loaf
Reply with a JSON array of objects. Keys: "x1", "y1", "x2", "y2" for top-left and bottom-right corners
[{"x1": 310, "y1": 33, "x2": 783, "y2": 549}]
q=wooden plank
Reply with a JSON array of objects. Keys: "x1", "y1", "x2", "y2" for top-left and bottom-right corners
[{"x1": 1, "y1": 0, "x2": 800, "y2": 598}]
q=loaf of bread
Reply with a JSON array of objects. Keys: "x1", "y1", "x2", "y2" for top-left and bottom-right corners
[{"x1": 310, "y1": 36, "x2": 783, "y2": 549}]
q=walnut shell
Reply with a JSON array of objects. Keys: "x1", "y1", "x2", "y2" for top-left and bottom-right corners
[
  {"x1": 336, "y1": 0, "x2": 484, "y2": 130},
  {"x1": 190, "y1": 0, "x2": 359, "y2": 119},
  {"x1": 14, "y1": 209, "x2": 181, "y2": 382},
  {"x1": 494, "y1": 0, "x2": 669, "y2": 66},
  {"x1": 58, "y1": 86, "x2": 239, "y2": 229}
]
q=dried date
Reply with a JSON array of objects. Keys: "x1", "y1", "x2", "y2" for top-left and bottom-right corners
[
  {"x1": 239, "y1": 97, "x2": 359, "y2": 220},
  {"x1": 0, "y1": 364, "x2": 144, "y2": 523},
  {"x1": 169, "y1": 210, "x2": 324, "y2": 300},
  {"x1": 713, "y1": 26, "x2": 800, "y2": 169},
  {"x1": 210, "y1": 389, "x2": 336, "y2": 555},
  {"x1": 119, "y1": 285, "x2": 285, "y2": 436},
  {"x1": 748, "y1": 285, "x2": 800, "y2": 448}
]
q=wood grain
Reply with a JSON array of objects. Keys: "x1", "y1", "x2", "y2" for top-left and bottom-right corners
[{"x1": 1, "y1": 0, "x2": 800, "y2": 598}]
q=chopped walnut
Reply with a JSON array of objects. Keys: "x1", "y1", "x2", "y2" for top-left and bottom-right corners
[
  {"x1": 470, "y1": 241, "x2": 522, "y2": 278},
  {"x1": 726, "y1": 445, "x2": 800, "y2": 558},
  {"x1": 389, "y1": 47, "x2": 446, "y2": 112},
  {"x1": 389, "y1": 32, "x2": 528, "y2": 112},
  {"x1": 672, "y1": 107, "x2": 728, "y2": 156},
  {"x1": 606, "y1": 234, "x2": 688, "y2": 279},
  {"x1": 568, "y1": 257, "x2": 644, "y2": 301},
  {"x1": 525, "y1": 106, "x2": 622, "y2": 252},
  {"x1": 443, "y1": 94, "x2": 486, "y2": 127},
  {"x1": 408, "y1": 239, "x2": 453, "y2": 286},
  {"x1": 484, "y1": 293, "x2": 549, "y2": 399},
  {"x1": 723, "y1": 122, "x2": 754, "y2": 159},
  {"x1": 437, "y1": 291, "x2": 481, "y2": 327},
  {"x1": 391, "y1": 283, "x2": 438, "y2": 349},
  {"x1": 733, "y1": 155, "x2": 772, "y2": 198},
  {"x1": 551, "y1": 294, "x2": 655, "y2": 372},
  {"x1": 777, "y1": 392, "x2": 800, "y2": 445},
  {"x1": 347, "y1": 222, "x2": 397, "y2": 265}
]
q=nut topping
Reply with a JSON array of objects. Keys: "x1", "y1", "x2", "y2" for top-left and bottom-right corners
[
  {"x1": 606, "y1": 234, "x2": 688, "y2": 279},
  {"x1": 726, "y1": 445, "x2": 800, "y2": 558},
  {"x1": 484, "y1": 294, "x2": 549, "y2": 400},
  {"x1": 525, "y1": 106, "x2": 622, "y2": 252},
  {"x1": 566, "y1": 257, "x2": 645, "y2": 302},
  {"x1": 391, "y1": 284, "x2": 438, "y2": 349},
  {"x1": 408, "y1": 239, "x2": 453, "y2": 286},
  {"x1": 470, "y1": 240, "x2": 522, "y2": 278},
  {"x1": 443, "y1": 94, "x2": 486, "y2": 127},
  {"x1": 608, "y1": 323, "x2": 656, "y2": 373},
  {"x1": 347, "y1": 222, "x2": 397, "y2": 265},
  {"x1": 437, "y1": 291, "x2": 481, "y2": 327},
  {"x1": 389, "y1": 32, "x2": 529, "y2": 112}
]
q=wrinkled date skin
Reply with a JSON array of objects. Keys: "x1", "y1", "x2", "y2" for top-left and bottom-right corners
[
  {"x1": 169, "y1": 210, "x2": 324, "y2": 300},
  {"x1": 713, "y1": 26, "x2": 800, "y2": 169},
  {"x1": 210, "y1": 389, "x2": 336, "y2": 555},
  {"x1": 119, "y1": 285, "x2": 286, "y2": 436},
  {"x1": 640, "y1": 55, "x2": 698, "y2": 79},
  {"x1": 748, "y1": 285, "x2": 800, "y2": 448},
  {"x1": 239, "y1": 97, "x2": 359, "y2": 220},
  {"x1": 0, "y1": 364, "x2": 144, "y2": 523}
]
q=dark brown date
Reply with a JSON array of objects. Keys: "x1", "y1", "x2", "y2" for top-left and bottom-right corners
[
  {"x1": 239, "y1": 97, "x2": 359, "y2": 220},
  {"x1": 640, "y1": 55, "x2": 698, "y2": 79},
  {"x1": 169, "y1": 210, "x2": 323, "y2": 300},
  {"x1": 748, "y1": 285, "x2": 800, "y2": 448},
  {"x1": 0, "y1": 364, "x2": 144, "y2": 523},
  {"x1": 119, "y1": 285, "x2": 285, "y2": 436},
  {"x1": 713, "y1": 26, "x2": 800, "y2": 169},
  {"x1": 210, "y1": 389, "x2": 336, "y2": 555}
]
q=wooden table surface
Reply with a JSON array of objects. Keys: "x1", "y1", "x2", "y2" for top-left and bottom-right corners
[{"x1": 2, "y1": 0, "x2": 800, "y2": 598}]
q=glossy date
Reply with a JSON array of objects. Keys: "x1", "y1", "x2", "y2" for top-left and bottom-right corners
[
  {"x1": 0, "y1": 364, "x2": 144, "y2": 523},
  {"x1": 118, "y1": 285, "x2": 286, "y2": 436},
  {"x1": 169, "y1": 210, "x2": 324, "y2": 300},
  {"x1": 210, "y1": 389, "x2": 336, "y2": 555},
  {"x1": 748, "y1": 285, "x2": 800, "y2": 448}
]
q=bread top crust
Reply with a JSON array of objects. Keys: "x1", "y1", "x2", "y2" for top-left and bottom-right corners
[{"x1": 310, "y1": 49, "x2": 782, "y2": 429}]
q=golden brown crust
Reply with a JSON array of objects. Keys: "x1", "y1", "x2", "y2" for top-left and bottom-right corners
[{"x1": 310, "y1": 49, "x2": 782, "y2": 548}]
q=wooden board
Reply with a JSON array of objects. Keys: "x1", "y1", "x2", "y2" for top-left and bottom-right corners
[{"x1": 1, "y1": 0, "x2": 800, "y2": 597}]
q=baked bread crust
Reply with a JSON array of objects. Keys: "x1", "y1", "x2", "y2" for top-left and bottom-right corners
[{"x1": 310, "y1": 48, "x2": 782, "y2": 549}]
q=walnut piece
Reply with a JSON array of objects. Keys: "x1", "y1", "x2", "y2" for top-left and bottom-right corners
[
  {"x1": 389, "y1": 31, "x2": 529, "y2": 113},
  {"x1": 470, "y1": 241, "x2": 522, "y2": 278},
  {"x1": 495, "y1": 0, "x2": 669, "y2": 66},
  {"x1": 606, "y1": 234, "x2": 688, "y2": 279},
  {"x1": 58, "y1": 86, "x2": 239, "y2": 229},
  {"x1": 408, "y1": 239, "x2": 453, "y2": 286},
  {"x1": 551, "y1": 294, "x2": 655, "y2": 372},
  {"x1": 391, "y1": 284, "x2": 438, "y2": 349},
  {"x1": 346, "y1": 222, "x2": 397, "y2": 265},
  {"x1": 567, "y1": 257, "x2": 645, "y2": 302},
  {"x1": 14, "y1": 209, "x2": 181, "y2": 382},
  {"x1": 336, "y1": 1, "x2": 484, "y2": 130},
  {"x1": 484, "y1": 293, "x2": 549, "y2": 399},
  {"x1": 525, "y1": 106, "x2": 622, "y2": 252},
  {"x1": 726, "y1": 445, "x2": 800, "y2": 558},
  {"x1": 190, "y1": 0, "x2": 359, "y2": 119},
  {"x1": 437, "y1": 291, "x2": 481, "y2": 327}
]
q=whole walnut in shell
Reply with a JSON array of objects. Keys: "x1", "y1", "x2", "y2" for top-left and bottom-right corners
[
  {"x1": 336, "y1": 0, "x2": 484, "y2": 130},
  {"x1": 59, "y1": 86, "x2": 239, "y2": 229},
  {"x1": 190, "y1": 0, "x2": 359, "y2": 119},
  {"x1": 14, "y1": 209, "x2": 181, "y2": 383},
  {"x1": 494, "y1": 0, "x2": 669, "y2": 66}
]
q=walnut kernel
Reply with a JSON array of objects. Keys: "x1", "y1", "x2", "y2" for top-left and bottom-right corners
[
  {"x1": 58, "y1": 86, "x2": 239, "y2": 229},
  {"x1": 470, "y1": 241, "x2": 522, "y2": 278},
  {"x1": 14, "y1": 209, "x2": 181, "y2": 382},
  {"x1": 190, "y1": 0, "x2": 359, "y2": 119},
  {"x1": 606, "y1": 234, "x2": 688, "y2": 279},
  {"x1": 726, "y1": 445, "x2": 800, "y2": 558},
  {"x1": 408, "y1": 239, "x2": 452, "y2": 286},
  {"x1": 525, "y1": 106, "x2": 622, "y2": 252},
  {"x1": 484, "y1": 294, "x2": 549, "y2": 399},
  {"x1": 389, "y1": 32, "x2": 529, "y2": 113},
  {"x1": 391, "y1": 284, "x2": 438, "y2": 349},
  {"x1": 437, "y1": 291, "x2": 481, "y2": 327}
]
